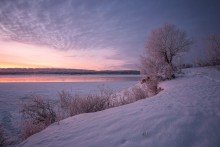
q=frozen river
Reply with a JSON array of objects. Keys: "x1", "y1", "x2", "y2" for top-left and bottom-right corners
[{"x1": 0, "y1": 74, "x2": 140, "y2": 140}]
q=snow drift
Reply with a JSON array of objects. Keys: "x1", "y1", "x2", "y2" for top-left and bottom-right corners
[{"x1": 19, "y1": 67, "x2": 220, "y2": 147}]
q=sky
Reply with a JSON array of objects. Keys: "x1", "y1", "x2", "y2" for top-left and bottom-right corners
[{"x1": 0, "y1": 0, "x2": 220, "y2": 70}]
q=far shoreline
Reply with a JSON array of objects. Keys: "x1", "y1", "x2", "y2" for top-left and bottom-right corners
[{"x1": 0, "y1": 68, "x2": 140, "y2": 75}]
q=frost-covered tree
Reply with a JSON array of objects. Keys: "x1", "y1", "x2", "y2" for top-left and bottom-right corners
[
  {"x1": 208, "y1": 34, "x2": 220, "y2": 65},
  {"x1": 141, "y1": 24, "x2": 192, "y2": 79}
]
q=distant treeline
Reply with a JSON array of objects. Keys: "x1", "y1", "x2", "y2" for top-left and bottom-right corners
[{"x1": 0, "y1": 68, "x2": 140, "y2": 75}]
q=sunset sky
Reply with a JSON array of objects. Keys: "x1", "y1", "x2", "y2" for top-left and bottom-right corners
[{"x1": 0, "y1": 0, "x2": 220, "y2": 70}]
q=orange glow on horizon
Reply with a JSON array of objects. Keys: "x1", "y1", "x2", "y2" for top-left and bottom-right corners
[
  {"x1": 0, "y1": 41, "x2": 126, "y2": 70},
  {"x1": 0, "y1": 76, "x2": 108, "y2": 83},
  {"x1": 0, "y1": 61, "x2": 52, "y2": 69}
]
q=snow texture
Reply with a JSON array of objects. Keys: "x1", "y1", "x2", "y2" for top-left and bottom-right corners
[{"x1": 19, "y1": 67, "x2": 220, "y2": 147}]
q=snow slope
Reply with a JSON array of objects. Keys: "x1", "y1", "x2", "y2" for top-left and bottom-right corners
[{"x1": 19, "y1": 67, "x2": 220, "y2": 147}]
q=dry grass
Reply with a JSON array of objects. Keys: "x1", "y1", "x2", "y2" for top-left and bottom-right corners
[
  {"x1": 20, "y1": 95, "x2": 57, "y2": 139},
  {"x1": 19, "y1": 84, "x2": 157, "y2": 139},
  {"x1": 110, "y1": 85, "x2": 148, "y2": 107},
  {"x1": 132, "y1": 86, "x2": 148, "y2": 100},
  {"x1": 20, "y1": 120, "x2": 45, "y2": 139},
  {"x1": 141, "y1": 76, "x2": 159, "y2": 96},
  {"x1": 58, "y1": 89, "x2": 111, "y2": 117}
]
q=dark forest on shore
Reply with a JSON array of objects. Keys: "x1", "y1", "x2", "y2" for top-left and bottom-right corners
[{"x1": 0, "y1": 68, "x2": 140, "y2": 75}]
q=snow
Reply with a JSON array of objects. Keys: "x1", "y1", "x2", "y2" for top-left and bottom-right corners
[{"x1": 19, "y1": 67, "x2": 220, "y2": 147}]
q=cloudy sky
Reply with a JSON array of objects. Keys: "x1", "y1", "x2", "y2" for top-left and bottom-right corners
[{"x1": 0, "y1": 0, "x2": 219, "y2": 70}]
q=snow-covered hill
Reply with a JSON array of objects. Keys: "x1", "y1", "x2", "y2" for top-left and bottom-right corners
[{"x1": 19, "y1": 67, "x2": 220, "y2": 147}]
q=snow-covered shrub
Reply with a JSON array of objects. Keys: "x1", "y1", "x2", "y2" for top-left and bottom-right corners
[
  {"x1": 107, "y1": 91, "x2": 133, "y2": 107},
  {"x1": 75, "y1": 95, "x2": 108, "y2": 113},
  {"x1": 57, "y1": 90, "x2": 73, "y2": 118},
  {"x1": 21, "y1": 120, "x2": 45, "y2": 139},
  {"x1": 141, "y1": 76, "x2": 159, "y2": 96},
  {"x1": 97, "y1": 85, "x2": 114, "y2": 107},
  {"x1": 110, "y1": 86, "x2": 148, "y2": 107},
  {"x1": 59, "y1": 90, "x2": 72, "y2": 111},
  {"x1": 131, "y1": 86, "x2": 148, "y2": 100},
  {"x1": 58, "y1": 90, "x2": 110, "y2": 117},
  {"x1": 20, "y1": 95, "x2": 57, "y2": 139},
  {"x1": 20, "y1": 95, "x2": 57, "y2": 125},
  {"x1": 118, "y1": 90, "x2": 135, "y2": 105}
]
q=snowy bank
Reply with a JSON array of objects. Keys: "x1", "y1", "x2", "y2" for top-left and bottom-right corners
[{"x1": 19, "y1": 67, "x2": 220, "y2": 147}]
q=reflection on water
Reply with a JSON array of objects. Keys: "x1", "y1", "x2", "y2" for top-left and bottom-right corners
[{"x1": 0, "y1": 74, "x2": 141, "y2": 83}]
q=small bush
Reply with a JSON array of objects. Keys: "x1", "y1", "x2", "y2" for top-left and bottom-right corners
[
  {"x1": 131, "y1": 86, "x2": 148, "y2": 100},
  {"x1": 73, "y1": 95, "x2": 108, "y2": 114},
  {"x1": 140, "y1": 76, "x2": 159, "y2": 96},
  {"x1": 119, "y1": 90, "x2": 135, "y2": 105},
  {"x1": 108, "y1": 93, "x2": 127, "y2": 107},
  {"x1": 58, "y1": 90, "x2": 73, "y2": 119},
  {"x1": 111, "y1": 86, "x2": 148, "y2": 107},
  {"x1": 58, "y1": 89, "x2": 111, "y2": 117},
  {"x1": 20, "y1": 120, "x2": 45, "y2": 139},
  {"x1": 20, "y1": 95, "x2": 57, "y2": 139},
  {"x1": 59, "y1": 90, "x2": 72, "y2": 111}
]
